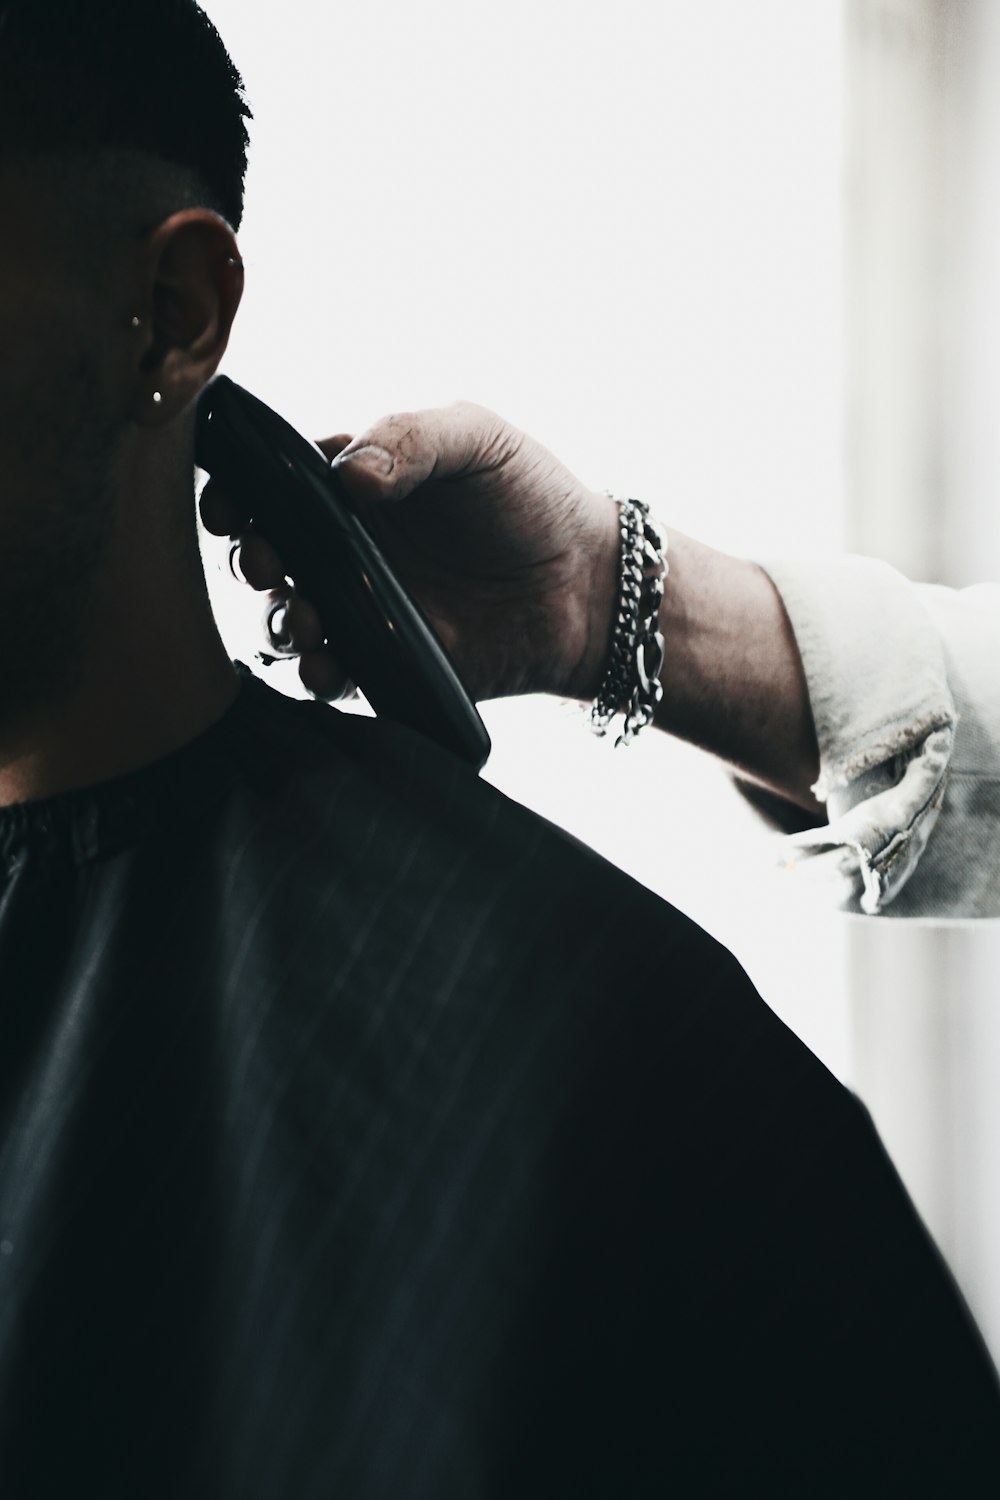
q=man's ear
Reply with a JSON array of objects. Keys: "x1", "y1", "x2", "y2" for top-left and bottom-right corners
[{"x1": 131, "y1": 209, "x2": 244, "y2": 424}]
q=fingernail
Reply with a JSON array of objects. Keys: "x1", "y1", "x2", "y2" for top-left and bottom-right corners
[
  {"x1": 268, "y1": 602, "x2": 292, "y2": 647},
  {"x1": 333, "y1": 444, "x2": 394, "y2": 476}
]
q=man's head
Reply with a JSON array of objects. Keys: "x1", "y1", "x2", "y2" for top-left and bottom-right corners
[{"x1": 0, "y1": 0, "x2": 251, "y2": 721}]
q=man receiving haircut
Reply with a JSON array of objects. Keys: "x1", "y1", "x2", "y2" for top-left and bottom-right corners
[
  {"x1": 1, "y1": 3, "x2": 999, "y2": 1497},
  {"x1": 0, "y1": 0, "x2": 247, "y2": 798}
]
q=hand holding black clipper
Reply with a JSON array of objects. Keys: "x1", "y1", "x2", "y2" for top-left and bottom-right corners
[{"x1": 195, "y1": 376, "x2": 492, "y2": 771}]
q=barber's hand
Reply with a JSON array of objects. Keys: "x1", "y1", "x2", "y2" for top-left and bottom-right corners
[{"x1": 199, "y1": 401, "x2": 619, "y2": 704}]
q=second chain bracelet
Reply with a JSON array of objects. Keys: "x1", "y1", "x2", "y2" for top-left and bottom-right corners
[{"x1": 589, "y1": 494, "x2": 668, "y2": 747}]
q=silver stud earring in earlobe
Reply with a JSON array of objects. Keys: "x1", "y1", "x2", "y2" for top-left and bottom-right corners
[
  {"x1": 130, "y1": 315, "x2": 142, "y2": 329},
  {"x1": 152, "y1": 392, "x2": 163, "y2": 405}
]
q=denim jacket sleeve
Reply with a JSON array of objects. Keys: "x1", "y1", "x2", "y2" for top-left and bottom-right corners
[{"x1": 753, "y1": 556, "x2": 1000, "y2": 919}]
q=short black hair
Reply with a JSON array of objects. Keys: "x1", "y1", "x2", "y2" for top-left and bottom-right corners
[{"x1": 0, "y1": 0, "x2": 252, "y2": 232}]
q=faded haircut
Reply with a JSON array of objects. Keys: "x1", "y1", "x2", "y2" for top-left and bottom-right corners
[{"x1": 0, "y1": 0, "x2": 253, "y2": 282}]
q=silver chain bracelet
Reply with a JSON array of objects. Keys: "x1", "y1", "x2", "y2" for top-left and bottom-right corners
[{"x1": 588, "y1": 494, "x2": 668, "y2": 747}]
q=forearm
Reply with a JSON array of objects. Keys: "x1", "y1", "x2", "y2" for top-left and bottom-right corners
[{"x1": 649, "y1": 529, "x2": 825, "y2": 816}]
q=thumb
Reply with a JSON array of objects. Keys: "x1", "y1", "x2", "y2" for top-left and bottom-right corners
[
  {"x1": 329, "y1": 440, "x2": 398, "y2": 499},
  {"x1": 315, "y1": 433, "x2": 355, "y2": 462},
  {"x1": 318, "y1": 431, "x2": 399, "y2": 504},
  {"x1": 327, "y1": 401, "x2": 516, "y2": 503}
]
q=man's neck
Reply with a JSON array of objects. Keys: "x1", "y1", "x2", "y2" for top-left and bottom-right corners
[{"x1": 0, "y1": 543, "x2": 241, "y2": 809}]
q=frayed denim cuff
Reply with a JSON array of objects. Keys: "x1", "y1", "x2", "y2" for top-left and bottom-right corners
[{"x1": 756, "y1": 556, "x2": 958, "y2": 915}]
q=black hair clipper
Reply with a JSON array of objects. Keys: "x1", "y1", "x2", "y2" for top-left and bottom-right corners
[{"x1": 195, "y1": 375, "x2": 491, "y2": 771}]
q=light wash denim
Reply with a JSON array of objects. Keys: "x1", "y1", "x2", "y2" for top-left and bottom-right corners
[{"x1": 755, "y1": 556, "x2": 1000, "y2": 919}]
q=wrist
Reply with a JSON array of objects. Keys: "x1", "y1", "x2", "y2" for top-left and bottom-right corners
[{"x1": 559, "y1": 489, "x2": 623, "y2": 702}]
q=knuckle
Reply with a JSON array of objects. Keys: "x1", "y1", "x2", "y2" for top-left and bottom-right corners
[
  {"x1": 446, "y1": 400, "x2": 522, "y2": 469},
  {"x1": 380, "y1": 412, "x2": 420, "y2": 457},
  {"x1": 452, "y1": 398, "x2": 499, "y2": 428}
]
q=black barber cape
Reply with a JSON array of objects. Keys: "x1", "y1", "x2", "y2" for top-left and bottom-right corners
[{"x1": 1, "y1": 663, "x2": 998, "y2": 1498}]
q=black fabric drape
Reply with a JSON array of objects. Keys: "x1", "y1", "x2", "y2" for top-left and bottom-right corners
[{"x1": 0, "y1": 663, "x2": 997, "y2": 1497}]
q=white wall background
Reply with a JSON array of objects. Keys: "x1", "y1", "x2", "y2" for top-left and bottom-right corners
[{"x1": 197, "y1": 0, "x2": 852, "y2": 1093}]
